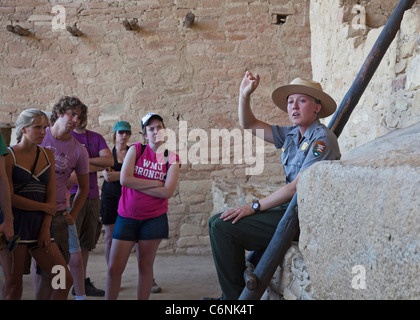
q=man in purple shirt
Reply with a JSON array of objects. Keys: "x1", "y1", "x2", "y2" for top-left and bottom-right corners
[
  {"x1": 69, "y1": 120, "x2": 113, "y2": 297},
  {"x1": 38, "y1": 96, "x2": 89, "y2": 299}
]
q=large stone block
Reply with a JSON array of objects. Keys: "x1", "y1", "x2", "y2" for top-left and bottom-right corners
[{"x1": 297, "y1": 122, "x2": 420, "y2": 299}]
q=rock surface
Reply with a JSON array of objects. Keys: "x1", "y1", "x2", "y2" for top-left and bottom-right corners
[{"x1": 297, "y1": 122, "x2": 420, "y2": 299}]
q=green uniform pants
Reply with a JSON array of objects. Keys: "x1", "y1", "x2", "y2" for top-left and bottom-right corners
[{"x1": 208, "y1": 204, "x2": 289, "y2": 300}]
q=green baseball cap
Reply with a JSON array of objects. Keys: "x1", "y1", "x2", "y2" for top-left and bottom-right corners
[{"x1": 113, "y1": 121, "x2": 132, "y2": 132}]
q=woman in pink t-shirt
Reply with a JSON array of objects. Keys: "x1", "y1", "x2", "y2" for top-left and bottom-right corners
[{"x1": 106, "y1": 113, "x2": 180, "y2": 300}]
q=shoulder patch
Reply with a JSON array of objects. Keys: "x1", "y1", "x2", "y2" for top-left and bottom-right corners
[{"x1": 312, "y1": 141, "x2": 327, "y2": 157}]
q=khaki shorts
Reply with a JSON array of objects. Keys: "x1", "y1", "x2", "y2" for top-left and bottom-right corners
[
  {"x1": 51, "y1": 210, "x2": 70, "y2": 263},
  {"x1": 70, "y1": 195, "x2": 102, "y2": 250}
]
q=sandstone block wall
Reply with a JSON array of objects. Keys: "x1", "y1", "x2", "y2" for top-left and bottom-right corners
[
  {"x1": 311, "y1": 0, "x2": 420, "y2": 156},
  {"x1": 1, "y1": 0, "x2": 311, "y2": 253}
]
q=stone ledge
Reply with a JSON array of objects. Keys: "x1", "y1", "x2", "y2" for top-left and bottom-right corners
[{"x1": 297, "y1": 122, "x2": 420, "y2": 299}]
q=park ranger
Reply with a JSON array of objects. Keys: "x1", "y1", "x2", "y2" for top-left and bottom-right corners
[{"x1": 207, "y1": 72, "x2": 341, "y2": 300}]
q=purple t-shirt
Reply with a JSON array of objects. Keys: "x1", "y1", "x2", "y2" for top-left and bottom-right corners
[
  {"x1": 70, "y1": 130, "x2": 109, "y2": 199},
  {"x1": 41, "y1": 128, "x2": 89, "y2": 211}
]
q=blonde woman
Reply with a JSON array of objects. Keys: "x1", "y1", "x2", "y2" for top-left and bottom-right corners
[{"x1": 0, "y1": 108, "x2": 72, "y2": 299}]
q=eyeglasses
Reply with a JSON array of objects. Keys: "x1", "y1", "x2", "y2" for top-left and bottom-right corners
[{"x1": 117, "y1": 130, "x2": 132, "y2": 135}]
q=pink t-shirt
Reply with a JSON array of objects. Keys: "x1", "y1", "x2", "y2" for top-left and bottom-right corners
[
  {"x1": 118, "y1": 143, "x2": 180, "y2": 220},
  {"x1": 41, "y1": 128, "x2": 89, "y2": 211}
]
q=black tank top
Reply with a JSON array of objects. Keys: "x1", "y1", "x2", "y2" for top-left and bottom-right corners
[{"x1": 101, "y1": 145, "x2": 129, "y2": 197}]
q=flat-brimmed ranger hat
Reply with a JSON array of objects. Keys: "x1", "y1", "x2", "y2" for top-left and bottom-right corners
[{"x1": 272, "y1": 77, "x2": 337, "y2": 118}]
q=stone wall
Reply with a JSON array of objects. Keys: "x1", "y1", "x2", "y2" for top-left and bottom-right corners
[
  {"x1": 264, "y1": 242, "x2": 313, "y2": 300},
  {"x1": 1, "y1": 0, "x2": 311, "y2": 253},
  {"x1": 311, "y1": 0, "x2": 420, "y2": 156}
]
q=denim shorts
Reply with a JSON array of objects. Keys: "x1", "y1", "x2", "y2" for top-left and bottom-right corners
[
  {"x1": 68, "y1": 223, "x2": 81, "y2": 254},
  {"x1": 113, "y1": 213, "x2": 169, "y2": 241}
]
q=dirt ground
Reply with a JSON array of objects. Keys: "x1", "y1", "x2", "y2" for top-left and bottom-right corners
[{"x1": 0, "y1": 252, "x2": 221, "y2": 300}]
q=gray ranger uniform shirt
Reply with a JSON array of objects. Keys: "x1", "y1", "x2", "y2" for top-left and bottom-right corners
[{"x1": 271, "y1": 119, "x2": 341, "y2": 184}]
